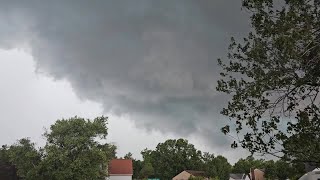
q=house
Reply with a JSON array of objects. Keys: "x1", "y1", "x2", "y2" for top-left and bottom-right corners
[
  {"x1": 108, "y1": 159, "x2": 133, "y2": 180},
  {"x1": 298, "y1": 168, "x2": 320, "y2": 180},
  {"x1": 229, "y1": 173, "x2": 250, "y2": 180},
  {"x1": 172, "y1": 170, "x2": 207, "y2": 180}
]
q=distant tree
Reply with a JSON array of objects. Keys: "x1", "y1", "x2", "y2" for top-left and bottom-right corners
[
  {"x1": 232, "y1": 156, "x2": 263, "y2": 174},
  {"x1": 203, "y1": 153, "x2": 231, "y2": 180},
  {"x1": 141, "y1": 148, "x2": 154, "y2": 163},
  {"x1": 202, "y1": 152, "x2": 215, "y2": 164},
  {"x1": 140, "y1": 162, "x2": 154, "y2": 178},
  {"x1": 142, "y1": 139, "x2": 204, "y2": 180},
  {"x1": 205, "y1": 155, "x2": 231, "y2": 180},
  {"x1": 274, "y1": 160, "x2": 292, "y2": 180},
  {"x1": 133, "y1": 159, "x2": 143, "y2": 179},
  {"x1": 0, "y1": 145, "x2": 10, "y2": 164},
  {"x1": 0, "y1": 116, "x2": 116, "y2": 180},
  {"x1": 217, "y1": 0, "x2": 320, "y2": 163},
  {"x1": 37, "y1": 116, "x2": 113, "y2": 179},
  {"x1": 263, "y1": 160, "x2": 277, "y2": 180},
  {"x1": 124, "y1": 152, "x2": 133, "y2": 159},
  {"x1": 253, "y1": 159, "x2": 304, "y2": 180},
  {"x1": 0, "y1": 139, "x2": 41, "y2": 179}
]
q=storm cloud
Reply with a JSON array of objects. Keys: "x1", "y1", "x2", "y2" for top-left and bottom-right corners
[{"x1": 0, "y1": 0, "x2": 250, "y2": 149}]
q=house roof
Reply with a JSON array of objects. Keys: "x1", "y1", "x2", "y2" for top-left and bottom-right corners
[
  {"x1": 230, "y1": 173, "x2": 246, "y2": 180},
  {"x1": 108, "y1": 159, "x2": 133, "y2": 175},
  {"x1": 185, "y1": 170, "x2": 206, "y2": 177}
]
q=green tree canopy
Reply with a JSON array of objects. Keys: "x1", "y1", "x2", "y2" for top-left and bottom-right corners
[
  {"x1": 132, "y1": 159, "x2": 143, "y2": 179},
  {"x1": 124, "y1": 152, "x2": 133, "y2": 159},
  {"x1": 141, "y1": 139, "x2": 204, "y2": 180},
  {"x1": 38, "y1": 116, "x2": 113, "y2": 179},
  {"x1": 140, "y1": 162, "x2": 154, "y2": 178},
  {"x1": 0, "y1": 116, "x2": 116, "y2": 180},
  {"x1": 1, "y1": 139, "x2": 41, "y2": 179},
  {"x1": 232, "y1": 156, "x2": 263, "y2": 174},
  {"x1": 217, "y1": 0, "x2": 320, "y2": 164},
  {"x1": 204, "y1": 155, "x2": 231, "y2": 180}
]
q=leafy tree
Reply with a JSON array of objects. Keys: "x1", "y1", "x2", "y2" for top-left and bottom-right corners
[
  {"x1": 123, "y1": 152, "x2": 143, "y2": 179},
  {"x1": 232, "y1": 156, "x2": 264, "y2": 174},
  {"x1": 202, "y1": 152, "x2": 215, "y2": 164},
  {"x1": 205, "y1": 155, "x2": 231, "y2": 180},
  {"x1": 140, "y1": 162, "x2": 154, "y2": 178},
  {"x1": 124, "y1": 152, "x2": 133, "y2": 159},
  {"x1": 288, "y1": 161, "x2": 305, "y2": 180},
  {"x1": 0, "y1": 145, "x2": 10, "y2": 164},
  {"x1": 4, "y1": 139, "x2": 41, "y2": 179},
  {"x1": 0, "y1": 116, "x2": 116, "y2": 180},
  {"x1": 263, "y1": 160, "x2": 277, "y2": 180},
  {"x1": 217, "y1": 0, "x2": 320, "y2": 163},
  {"x1": 142, "y1": 139, "x2": 204, "y2": 180},
  {"x1": 274, "y1": 160, "x2": 292, "y2": 180},
  {"x1": 133, "y1": 159, "x2": 143, "y2": 179},
  {"x1": 210, "y1": 156, "x2": 231, "y2": 180},
  {"x1": 37, "y1": 116, "x2": 113, "y2": 179}
]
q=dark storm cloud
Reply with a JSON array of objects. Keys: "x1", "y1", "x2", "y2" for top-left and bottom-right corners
[{"x1": 0, "y1": 0, "x2": 249, "y2": 148}]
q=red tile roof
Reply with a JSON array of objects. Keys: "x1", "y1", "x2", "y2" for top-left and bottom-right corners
[{"x1": 109, "y1": 159, "x2": 133, "y2": 175}]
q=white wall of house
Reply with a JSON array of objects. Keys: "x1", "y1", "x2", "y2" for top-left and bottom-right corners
[{"x1": 109, "y1": 175, "x2": 132, "y2": 180}]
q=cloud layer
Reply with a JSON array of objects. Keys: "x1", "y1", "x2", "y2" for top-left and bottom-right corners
[{"x1": 0, "y1": 0, "x2": 249, "y2": 149}]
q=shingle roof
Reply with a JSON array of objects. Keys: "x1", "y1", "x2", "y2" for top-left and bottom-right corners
[
  {"x1": 108, "y1": 159, "x2": 133, "y2": 175},
  {"x1": 185, "y1": 170, "x2": 206, "y2": 177},
  {"x1": 230, "y1": 173, "x2": 246, "y2": 179}
]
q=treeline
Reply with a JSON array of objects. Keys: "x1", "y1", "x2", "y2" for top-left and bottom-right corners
[
  {"x1": 0, "y1": 116, "x2": 306, "y2": 180},
  {"x1": 122, "y1": 139, "x2": 306, "y2": 180}
]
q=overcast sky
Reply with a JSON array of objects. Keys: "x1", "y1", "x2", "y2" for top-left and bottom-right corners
[{"x1": 0, "y1": 0, "x2": 251, "y2": 163}]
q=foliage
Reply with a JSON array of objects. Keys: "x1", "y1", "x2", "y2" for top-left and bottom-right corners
[
  {"x1": 133, "y1": 159, "x2": 143, "y2": 179},
  {"x1": 0, "y1": 116, "x2": 116, "y2": 180},
  {"x1": 232, "y1": 156, "x2": 263, "y2": 174},
  {"x1": 1, "y1": 139, "x2": 41, "y2": 179},
  {"x1": 38, "y1": 116, "x2": 113, "y2": 179},
  {"x1": 217, "y1": 0, "x2": 320, "y2": 163},
  {"x1": 124, "y1": 152, "x2": 133, "y2": 159},
  {"x1": 141, "y1": 139, "x2": 204, "y2": 180},
  {"x1": 204, "y1": 155, "x2": 231, "y2": 180},
  {"x1": 263, "y1": 160, "x2": 277, "y2": 180},
  {"x1": 265, "y1": 160, "x2": 304, "y2": 180},
  {"x1": 232, "y1": 156, "x2": 304, "y2": 180},
  {"x1": 140, "y1": 162, "x2": 154, "y2": 178}
]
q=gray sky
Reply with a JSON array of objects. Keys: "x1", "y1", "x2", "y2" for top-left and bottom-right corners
[{"x1": 0, "y1": 0, "x2": 251, "y2": 163}]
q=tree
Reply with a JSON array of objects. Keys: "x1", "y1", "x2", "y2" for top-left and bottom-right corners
[
  {"x1": 232, "y1": 156, "x2": 263, "y2": 174},
  {"x1": 124, "y1": 152, "x2": 133, "y2": 159},
  {"x1": 263, "y1": 160, "x2": 277, "y2": 180},
  {"x1": 0, "y1": 139, "x2": 41, "y2": 179},
  {"x1": 140, "y1": 162, "x2": 154, "y2": 178},
  {"x1": 132, "y1": 159, "x2": 143, "y2": 179},
  {"x1": 217, "y1": 0, "x2": 320, "y2": 164},
  {"x1": 0, "y1": 116, "x2": 116, "y2": 180},
  {"x1": 142, "y1": 139, "x2": 204, "y2": 180},
  {"x1": 205, "y1": 155, "x2": 231, "y2": 180},
  {"x1": 37, "y1": 116, "x2": 113, "y2": 179}
]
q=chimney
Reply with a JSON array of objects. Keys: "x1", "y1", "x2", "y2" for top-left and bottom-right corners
[{"x1": 250, "y1": 168, "x2": 255, "y2": 180}]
